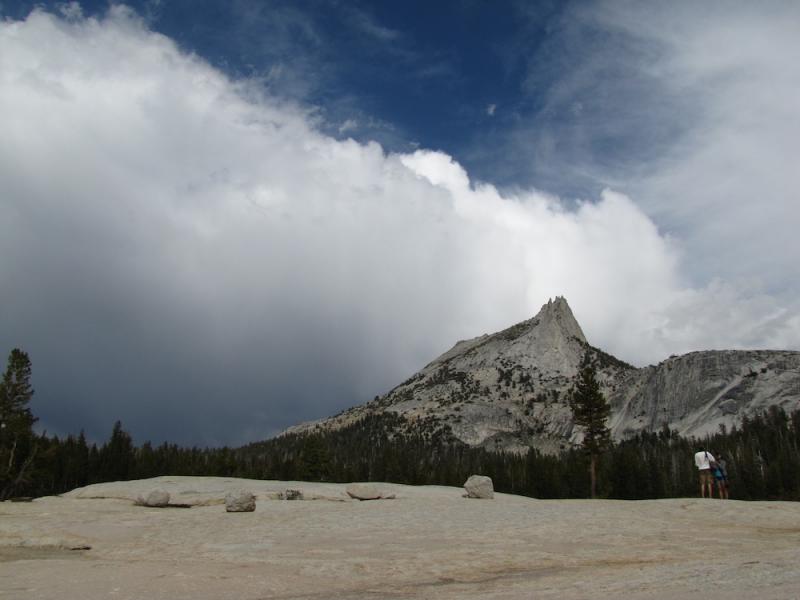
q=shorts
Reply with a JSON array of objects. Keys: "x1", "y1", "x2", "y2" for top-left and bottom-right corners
[{"x1": 699, "y1": 469, "x2": 713, "y2": 485}]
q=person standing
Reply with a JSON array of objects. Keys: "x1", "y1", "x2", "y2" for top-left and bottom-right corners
[
  {"x1": 694, "y1": 449, "x2": 716, "y2": 498},
  {"x1": 714, "y1": 453, "x2": 730, "y2": 499}
]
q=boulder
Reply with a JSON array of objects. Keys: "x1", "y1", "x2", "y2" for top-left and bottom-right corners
[
  {"x1": 280, "y1": 489, "x2": 303, "y2": 501},
  {"x1": 225, "y1": 490, "x2": 256, "y2": 512},
  {"x1": 139, "y1": 489, "x2": 170, "y2": 507},
  {"x1": 464, "y1": 475, "x2": 494, "y2": 499},
  {"x1": 346, "y1": 483, "x2": 396, "y2": 501}
]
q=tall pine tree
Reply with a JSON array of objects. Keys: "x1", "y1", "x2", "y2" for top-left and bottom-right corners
[
  {"x1": 0, "y1": 348, "x2": 37, "y2": 499},
  {"x1": 98, "y1": 421, "x2": 135, "y2": 482},
  {"x1": 569, "y1": 360, "x2": 611, "y2": 499}
]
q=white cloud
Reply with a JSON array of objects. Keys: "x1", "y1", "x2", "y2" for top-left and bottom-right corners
[
  {"x1": 507, "y1": 1, "x2": 800, "y2": 348},
  {"x1": 486, "y1": 0, "x2": 800, "y2": 361},
  {"x1": 337, "y1": 118, "x2": 358, "y2": 135},
  {"x1": 486, "y1": 103, "x2": 497, "y2": 116},
  {"x1": 0, "y1": 7, "x2": 796, "y2": 444},
  {"x1": 347, "y1": 6, "x2": 401, "y2": 42},
  {"x1": 57, "y1": 2, "x2": 83, "y2": 20},
  {"x1": 584, "y1": 2, "x2": 800, "y2": 291}
]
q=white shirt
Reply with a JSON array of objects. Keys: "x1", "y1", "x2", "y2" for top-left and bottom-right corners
[{"x1": 694, "y1": 451, "x2": 716, "y2": 470}]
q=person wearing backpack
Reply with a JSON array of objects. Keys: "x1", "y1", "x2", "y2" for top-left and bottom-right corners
[{"x1": 693, "y1": 449, "x2": 716, "y2": 498}]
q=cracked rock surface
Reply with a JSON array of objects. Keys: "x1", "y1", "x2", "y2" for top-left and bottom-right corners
[{"x1": 2, "y1": 476, "x2": 800, "y2": 599}]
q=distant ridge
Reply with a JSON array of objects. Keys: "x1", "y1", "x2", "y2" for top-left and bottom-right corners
[{"x1": 283, "y1": 298, "x2": 800, "y2": 452}]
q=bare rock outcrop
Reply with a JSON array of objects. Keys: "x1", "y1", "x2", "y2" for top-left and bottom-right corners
[
  {"x1": 608, "y1": 350, "x2": 800, "y2": 439},
  {"x1": 285, "y1": 297, "x2": 605, "y2": 453}
]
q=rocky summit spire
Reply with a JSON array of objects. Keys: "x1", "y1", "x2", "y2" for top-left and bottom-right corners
[
  {"x1": 283, "y1": 294, "x2": 603, "y2": 452},
  {"x1": 535, "y1": 296, "x2": 587, "y2": 344}
]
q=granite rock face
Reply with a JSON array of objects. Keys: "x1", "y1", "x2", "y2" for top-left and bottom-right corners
[
  {"x1": 608, "y1": 350, "x2": 800, "y2": 439},
  {"x1": 283, "y1": 298, "x2": 800, "y2": 452},
  {"x1": 10, "y1": 476, "x2": 800, "y2": 600}
]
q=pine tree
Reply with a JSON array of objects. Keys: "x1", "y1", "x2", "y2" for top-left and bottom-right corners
[
  {"x1": 569, "y1": 361, "x2": 611, "y2": 499},
  {"x1": 0, "y1": 348, "x2": 37, "y2": 499},
  {"x1": 98, "y1": 421, "x2": 134, "y2": 482},
  {"x1": 297, "y1": 435, "x2": 332, "y2": 482}
]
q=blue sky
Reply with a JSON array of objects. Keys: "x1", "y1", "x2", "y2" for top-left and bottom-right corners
[
  {"x1": 1, "y1": 1, "x2": 798, "y2": 445},
  {"x1": 1, "y1": 1, "x2": 590, "y2": 190}
]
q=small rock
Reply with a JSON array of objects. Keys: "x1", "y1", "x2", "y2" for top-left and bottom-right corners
[
  {"x1": 719, "y1": 399, "x2": 739, "y2": 415},
  {"x1": 346, "y1": 483, "x2": 395, "y2": 501},
  {"x1": 225, "y1": 490, "x2": 256, "y2": 512},
  {"x1": 283, "y1": 489, "x2": 303, "y2": 501},
  {"x1": 464, "y1": 475, "x2": 494, "y2": 499},
  {"x1": 139, "y1": 489, "x2": 170, "y2": 507}
]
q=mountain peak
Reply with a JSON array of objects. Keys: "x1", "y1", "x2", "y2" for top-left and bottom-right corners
[
  {"x1": 282, "y1": 294, "x2": 800, "y2": 454},
  {"x1": 534, "y1": 296, "x2": 586, "y2": 344}
]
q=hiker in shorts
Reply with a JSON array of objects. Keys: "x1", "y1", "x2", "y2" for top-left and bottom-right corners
[
  {"x1": 713, "y1": 453, "x2": 729, "y2": 499},
  {"x1": 694, "y1": 449, "x2": 716, "y2": 498}
]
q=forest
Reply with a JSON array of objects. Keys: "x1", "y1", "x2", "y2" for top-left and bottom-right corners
[{"x1": 3, "y1": 348, "x2": 800, "y2": 501}]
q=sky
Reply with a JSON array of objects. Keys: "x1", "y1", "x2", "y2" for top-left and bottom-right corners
[{"x1": 1, "y1": 1, "x2": 798, "y2": 446}]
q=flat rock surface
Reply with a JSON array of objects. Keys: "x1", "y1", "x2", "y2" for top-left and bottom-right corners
[{"x1": 1, "y1": 476, "x2": 799, "y2": 599}]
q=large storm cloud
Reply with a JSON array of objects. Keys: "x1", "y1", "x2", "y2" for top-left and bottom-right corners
[{"x1": 1, "y1": 6, "x2": 797, "y2": 445}]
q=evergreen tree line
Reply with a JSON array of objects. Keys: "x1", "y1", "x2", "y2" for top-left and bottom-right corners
[
  {"x1": 3, "y1": 347, "x2": 799, "y2": 501},
  {"x1": 13, "y1": 407, "x2": 800, "y2": 501}
]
